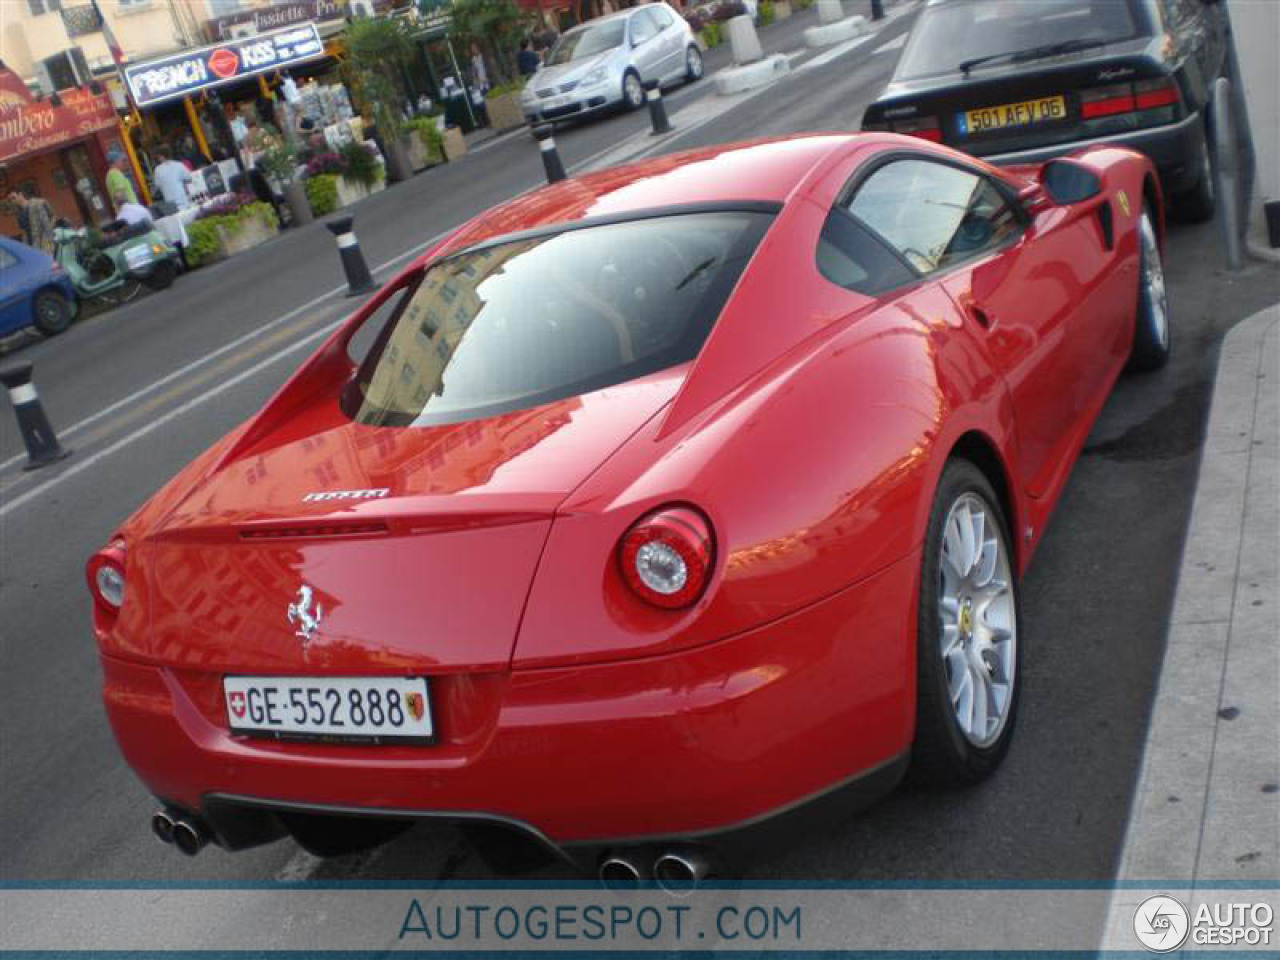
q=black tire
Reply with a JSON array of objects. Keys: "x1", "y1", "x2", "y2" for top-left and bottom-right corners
[
  {"x1": 1128, "y1": 204, "x2": 1171, "y2": 373},
  {"x1": 622, "y1": 70, "x2": 644, "y2": 111},
  {"x1": 142, "y1": 260, "x2": 176, "y2": 291},
  {"x1": 911, "y1": 459, "x2": 1021, "y2": 785},
  {"x1": 279, "y1": 812, "x2": 411, "y2": 858},
  {"x1": 685, "y1": 45, "x2": 704, "y2": 83},
  {"x1": 31, "y1": 288, "x2": 72, "y2": 336},
  {"x1": 1174, "y1": 130, "x2": 1215, "y2": 223}
]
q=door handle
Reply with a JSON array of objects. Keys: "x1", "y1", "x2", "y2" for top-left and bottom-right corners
[{"x1": 967, "y1": 303, "x2": 995, "y2": 329}]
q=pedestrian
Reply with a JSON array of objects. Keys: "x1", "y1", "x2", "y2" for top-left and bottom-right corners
[
  {"x1": 152, "y1": 145, "x2": 194, "y2": 209},
  {"x1": 8, "y1": 185, "x2": 55, "y2": 254},
  {"x1": 470, "y1": 44, "x2": 489, "y2": 93},
  {"x1": 518, "y1": 39, "x2": 540, "y2": 77},
  {"x1": 105, "y1": 147, "x2": 138, "y2": 210}
]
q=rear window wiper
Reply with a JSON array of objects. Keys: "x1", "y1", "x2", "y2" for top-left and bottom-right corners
[{"x1": 958, "y1": 38, "x2": 1106, "y2": 75}]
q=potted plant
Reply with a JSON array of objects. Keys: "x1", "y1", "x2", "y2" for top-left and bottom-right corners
[
  {"x1": 258, "y1": 143, "x2": 312, "y2": 227},
  {"x1": 403, "y1": 116, "x2": 447, "y2": 171},
  {"x1": 344, "y1": 17, "x2": 416, "y2": 182},
  {"x1": 485, "y1": 81, "x2": 526, "y2": 133},
  {"x1": 450, "y1": 0, "x2": 526, "y2": 130},
  {"x1": 336, "y1": 140, "x2": 386, "y2": 207},
  {"x1": 184, "y1": 194, "x2": 280, "y2": 267}
]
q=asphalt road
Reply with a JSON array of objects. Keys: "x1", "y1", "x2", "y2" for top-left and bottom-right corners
[{"x1": 1, "y1": 0, "x2": 1277, "y2": 898}]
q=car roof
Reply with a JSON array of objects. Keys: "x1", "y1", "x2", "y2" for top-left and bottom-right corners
[
  {"x1": 438, "y1": 133, "x2": 859, "y2": 256},
  {"x1": 566, "y1": 7, "x2": 642, "y2": 29}
]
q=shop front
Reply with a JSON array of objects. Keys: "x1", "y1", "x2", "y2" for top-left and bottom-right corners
[
  {"x1": 1, "y1": 66, "x2": 123, "y2": 239},
  {"x1": 123, "y1": 23, "x2": 331, "y2": 199}
]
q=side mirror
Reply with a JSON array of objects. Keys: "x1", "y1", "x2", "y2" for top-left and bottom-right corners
[{"x1": 1040, "y1": 159, "x2": 1103, "y2": 205}]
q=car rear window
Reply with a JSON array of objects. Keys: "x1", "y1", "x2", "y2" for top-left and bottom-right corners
[
  {"x1": 895, "y1": 0, "x2": 1143, "y2": 81},
  {"x1": 343, "y1": 211, "x2": 773, "y2": 428}
]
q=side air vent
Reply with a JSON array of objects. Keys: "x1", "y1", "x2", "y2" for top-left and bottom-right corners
[{"x1": 1098, "y1": 201, "x2": 1115, "y2": 251}]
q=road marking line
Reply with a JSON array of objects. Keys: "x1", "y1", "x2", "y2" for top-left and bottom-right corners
[
  {"x1": 0, "y1": 231, "x2": 448, "y2": 477},
  {"x1": 0, "y1": 322, "x2": 338, "y2": 519},
  {"x1": 873, "y1": 32, "x2": 907, "y2": 53}
]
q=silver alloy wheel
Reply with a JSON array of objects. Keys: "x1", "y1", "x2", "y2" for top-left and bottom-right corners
[
  {"x1": 938, "y1": 492, "x2": 1016, "y2": 748},
  {"x1": 1140, "y1": 212, "x2": 1169, "y2": 350},
  {"x1": 624, "y1": 73, "x2": 643, "y2": 108},
  {"x1": 687, "y1": 46, "x2": 704, "y2": 80}
]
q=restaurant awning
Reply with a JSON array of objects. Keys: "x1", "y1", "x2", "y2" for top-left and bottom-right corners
[{"x1": 0, "y1": 67, "x2": 118, "y2": 168}]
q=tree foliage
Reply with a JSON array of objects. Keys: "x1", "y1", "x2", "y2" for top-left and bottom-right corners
[{"x1": 448, "y1": 0, "x2": 527, "y2": 86}]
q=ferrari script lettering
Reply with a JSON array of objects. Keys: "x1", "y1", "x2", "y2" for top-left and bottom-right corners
[{"x1": 302, "y1": 488, "x2": 390, "y2": 502}]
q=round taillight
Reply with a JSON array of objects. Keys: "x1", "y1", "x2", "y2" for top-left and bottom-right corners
[
  {"x1": 86, "y1": 544, "x2": 127, "y2": 612},
  {"x1": 618, "y1": 506, "x2": 714, "y2": 609}
]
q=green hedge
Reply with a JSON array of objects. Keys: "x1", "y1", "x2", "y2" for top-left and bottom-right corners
[
  {"x1": 759, "y1": 0, "x2": 776, "y2": 25},
  {"x1": 700, "y1": 21, "x2": 723, "y2": 47},
  {"x1": 305, "y1": 174, "x2": 339, "y2": 217}
]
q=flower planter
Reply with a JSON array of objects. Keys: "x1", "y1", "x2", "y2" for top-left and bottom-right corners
[
  {"x1": 485, "y1": 90, "x2": 526, "y2": 133},
  {"x1": 284, "y1": 180, "x2": 313, "y2": 226},
  {"x1": 405, "y1": 133, "x2": 444, "y2": 172},
  {"x1": 335, "y1": 171, "x2": 386, "y2": 208},
  {"x1": 442, "y1": 126, "x2": 466, "y2": 162},
  {"x1": 774, "y1": 0, "x2": 792, "y2": 18},
  {"x1": 214, "y1": 214, "x2": 278, "y2": 259}
]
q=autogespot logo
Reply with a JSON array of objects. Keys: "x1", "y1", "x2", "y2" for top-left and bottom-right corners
[{"x1": 1134, "y1": 895, "x2": 1191, "y2": 952}]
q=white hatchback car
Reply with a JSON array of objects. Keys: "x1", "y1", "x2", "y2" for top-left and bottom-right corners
[{"x1": 521, "y1": 4, "x2": 704, "y2": 125}]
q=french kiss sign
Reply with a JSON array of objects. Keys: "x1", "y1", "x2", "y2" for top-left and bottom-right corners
[{"x1": 124, "y1": 24, "x2": 325, "y2": 108}]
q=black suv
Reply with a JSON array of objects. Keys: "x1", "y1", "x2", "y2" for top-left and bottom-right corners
[{"x1": 861, "y1": 0, "x2": 1227, "y2": 220}]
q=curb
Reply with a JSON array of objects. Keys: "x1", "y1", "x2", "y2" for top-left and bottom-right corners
[{"x1": 1100, "y1": 304, "x2": 1279, "y2": 948}]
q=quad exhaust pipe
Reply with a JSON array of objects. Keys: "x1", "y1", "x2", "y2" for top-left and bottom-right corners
[
  {"x1": 653, "y1": 850, "x2": 710, "y2": 896},
  {"x1": 598, "y1": 847, "x2": 712, "y2": 895},
  {"x1": 151, "y1": 808, "x2": 210, "y2": 856}
]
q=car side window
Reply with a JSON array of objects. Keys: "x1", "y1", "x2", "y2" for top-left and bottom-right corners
[
  {"x1": 815, "y1": 210, "x2": 917, "y2": 294},
  {"x1": 846, "y1": 159, "x2": 1021, "y2": 275},
  {"x1": 649, "y1": 5, "x2": 675, "y2": 29},
  {"x1": 631, "y1": 11, "x2": 658, "y2": 45}
]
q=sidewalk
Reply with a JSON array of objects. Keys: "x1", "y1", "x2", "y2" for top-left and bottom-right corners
[{"x1": 1102, "y1": 304, "x2": 1279, "y2": 948}]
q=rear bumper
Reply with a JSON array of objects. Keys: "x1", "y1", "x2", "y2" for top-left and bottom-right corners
[
  {"x1": 982, "y1": 112, "x2": 1207, "y2": 195},
  {"x1": 101, "y1": 550, "x2": 918, "y2": 858}
]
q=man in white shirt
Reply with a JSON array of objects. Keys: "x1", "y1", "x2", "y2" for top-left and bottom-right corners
[
  {"x1": 117, "y1": 201, "x2": 153, "y2": 228},
  {"x1": 152, "y1": 146, "x2": 193, "y2": 208}
]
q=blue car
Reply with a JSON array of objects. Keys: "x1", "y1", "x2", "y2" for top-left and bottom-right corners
[{"x1": 0, "y1": 235, "x2": 78, "y2": 338}]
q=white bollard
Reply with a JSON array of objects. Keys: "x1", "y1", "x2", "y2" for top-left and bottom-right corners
[
  {"x1": 817, "y1": 0, "x2": 844, "y2": 24},
  {"x1": 726, "y1": 14, "x2": 764, "y2": 65}
]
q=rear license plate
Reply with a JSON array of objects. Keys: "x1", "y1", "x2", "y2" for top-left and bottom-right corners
[
  {"x1": 224, "y1": 676, "x2": 433, "y2": 744},
  {"x1": 960, "y1": 95, "x2": 1067, "y2": 135},
  {"x1": 124, "y1": 247, "x2": 154, "y2": 269}
]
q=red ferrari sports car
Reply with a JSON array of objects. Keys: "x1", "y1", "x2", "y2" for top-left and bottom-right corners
[{"x1": 87, "y1": 132, "x2": 1168, "y2": 884}]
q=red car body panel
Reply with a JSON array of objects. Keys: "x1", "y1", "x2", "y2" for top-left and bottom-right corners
[{"x1": 92, "y1": 133, "x2": 1160, "y2": 854}]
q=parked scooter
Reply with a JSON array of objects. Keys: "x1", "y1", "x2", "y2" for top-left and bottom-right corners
[{"x1": 52, "y1": 219, "x2": 180, "y2": 306}]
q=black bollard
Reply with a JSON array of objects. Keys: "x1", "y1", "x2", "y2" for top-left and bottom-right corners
[
  {"x1": 325, "y1": 215, "x2": 377, "y2": 297},
  {"x1": 1, "y1": 362, "x2": 70, "y2": 470},
  {"x1": 532, "y1": 124, "x2": 567, "y2": 184},
  {"x1": 870, "y1": 0, "x2": 884, "y2": 19},
  {"x1": 644, "y1": 80, "x2": 673, "y2": 136}
]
